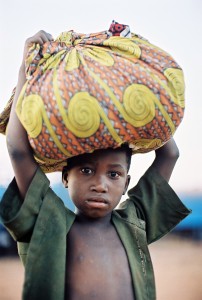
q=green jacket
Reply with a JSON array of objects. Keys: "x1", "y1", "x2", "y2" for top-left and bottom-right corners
[{"x1": 0, "y1": 166, "x2": 190, "y2": 300}]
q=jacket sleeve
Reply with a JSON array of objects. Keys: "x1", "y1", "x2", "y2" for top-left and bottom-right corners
[
  {"x1": 0, "y1": 167, "x2": 50, "y2": 242},
  {"x1": 126, "y1": 166, "x2": 191, "y2": 244}
]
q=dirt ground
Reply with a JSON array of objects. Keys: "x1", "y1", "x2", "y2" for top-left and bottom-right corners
[
  {"x1": 0, "y1": 236, "x2": 202, "y2": 300},
  {"x1": 149, "y1": 236, "x2": 202, "y2": 300}
]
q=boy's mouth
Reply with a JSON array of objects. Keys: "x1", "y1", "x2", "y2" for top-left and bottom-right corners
[{"x1": 86, "y1": 197, "x2": 108, "y2": 208}]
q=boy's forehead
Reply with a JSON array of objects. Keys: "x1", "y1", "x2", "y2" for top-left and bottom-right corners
[
  {"x1": 66, "y1": 147, "x2": 130, "y2": 171},
  {"x1": 79, "y1": 149, "x2": 127, "y2": 165}
]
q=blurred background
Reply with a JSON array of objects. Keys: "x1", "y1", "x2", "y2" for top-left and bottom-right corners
[{"x1": 0, "y1": 0, "x2": 202, "y2": 299}]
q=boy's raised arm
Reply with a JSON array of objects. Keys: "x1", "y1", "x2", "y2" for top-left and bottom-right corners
[
  {"x1": 151, "y1": 137, "x2": 180, "y2": 182},
  {"x1": 6, "y1": 31, "x2": 53, "y2": 200}
]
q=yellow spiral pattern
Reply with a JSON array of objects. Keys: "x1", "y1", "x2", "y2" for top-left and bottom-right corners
[
  {"x1": 53, "y1": 69, "x2": 122, "y2": 142},
  {"x1": 123, "y1": 84, "x2": 156, "y2": 127},
  {"x1": 17, "y1": 92, "x2": 72, "y2": 157},
  {"x1": 164, "y1": 68, "x2": 185, "y2": 108},
  {"x1": 19, "y1": 95, "x2": 43, "y2": 138},
  {"x1": 67, "y1": 92, "x2": 100, "y2": 137}
]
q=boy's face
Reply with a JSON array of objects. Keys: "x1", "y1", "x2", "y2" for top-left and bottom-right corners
[{"x1": 63, "y1": 149, "x2": 130, "y2": 219}]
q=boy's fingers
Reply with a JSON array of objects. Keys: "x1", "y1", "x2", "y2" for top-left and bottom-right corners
[
  {"x1": 22, "y1": 30, "x2": 54, "y2": 65},
  {"x1": 25, "y1": 30, "x2": 54, "y2": 47},
  {"x1": 37, "y1": 30, "x2": 54, "y2": 43},
  {"x1": 46, "y1": 32, "x2": 54, "y2": 41}
]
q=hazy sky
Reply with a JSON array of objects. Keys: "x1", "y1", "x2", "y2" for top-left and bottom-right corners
[{"x1": 0, "y1": 0, "x2": 201, "y2": 194}]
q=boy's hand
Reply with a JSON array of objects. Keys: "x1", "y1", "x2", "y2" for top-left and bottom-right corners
[
  {"x1": 152, "y1": 137, "x2": 179, "y2": 182},
  {"x1": 7, "y1": 30, "x2": 53, "y2": 200},
  {"x1": 21, "y1": 30, "x2": 54, "y2": 70}
]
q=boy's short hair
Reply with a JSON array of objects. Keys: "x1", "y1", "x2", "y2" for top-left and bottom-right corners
[
  {"x1": 115, "y1": 143, "x2": 132, "y2": 172},
  {"x1": 62, "y1": 144, "x2": 132, "y2": 177}
]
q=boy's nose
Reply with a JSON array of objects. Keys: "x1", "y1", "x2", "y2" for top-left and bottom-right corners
[{"x1": 90, "y1": 176, "x2": 108, "y2": 193}]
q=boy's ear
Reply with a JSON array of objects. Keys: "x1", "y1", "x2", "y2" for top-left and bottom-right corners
[
  {"x1": 123, "y1": 175, "x2": 131, "y2": 195},
  {"x1": 62, "y1": 168, "x2": 68, "y2": 188}
]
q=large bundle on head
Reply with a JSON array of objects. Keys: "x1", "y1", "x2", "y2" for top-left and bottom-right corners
[{"x1": 0, "y1": 21, "x2": 185, "y2": 172}]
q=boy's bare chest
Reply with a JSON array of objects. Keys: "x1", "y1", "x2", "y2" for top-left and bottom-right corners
[{"x1": 65, "y1": 222, "x2": 134, "y2": 300}]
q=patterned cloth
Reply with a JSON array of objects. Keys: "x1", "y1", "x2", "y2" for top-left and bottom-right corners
[{"x1": 0, "y1": 21, "x2": 185, "y2": 172}]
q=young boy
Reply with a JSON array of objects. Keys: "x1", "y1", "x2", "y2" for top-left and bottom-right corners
[{"x1": 0, "y1": 31, "x2": 190, "y2": 300}]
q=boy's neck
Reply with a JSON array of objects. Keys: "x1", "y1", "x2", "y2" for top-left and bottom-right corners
[{"x1": 75, "y1": 212, "x2": 112, "y2": 229}]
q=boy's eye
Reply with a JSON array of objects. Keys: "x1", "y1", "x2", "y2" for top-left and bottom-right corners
[
  {"x1": 80, "y1": 167, "x2": 93, "y2": 175},
  {"x1": 109, "y1": 171, "x2": 120, "y2": 178}
]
